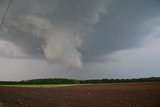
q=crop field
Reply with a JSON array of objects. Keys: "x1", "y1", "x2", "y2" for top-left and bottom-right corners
[{"x1": 0, "y1": 83, "x2": 160, "y2": 107}]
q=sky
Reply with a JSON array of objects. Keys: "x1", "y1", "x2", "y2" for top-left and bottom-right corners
[{"x1": 0, "y1": 0, "x2": 160, "y2": 81}]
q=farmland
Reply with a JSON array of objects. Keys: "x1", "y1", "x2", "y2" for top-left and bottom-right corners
[
  {"x1": 0, "y1": 101, "x2": 4, "y2": 107},
  {"x1": 0, "y1": 83, "x2": 160, "y2": 107}
]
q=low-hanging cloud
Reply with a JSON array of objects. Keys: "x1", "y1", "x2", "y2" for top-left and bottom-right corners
[
  {"x1": 0, "y1": 0, "x2": 160, "y2": 80},
  {"x1": 0, "y1": 0, "x2": 111, "y2": 68},
  {"x1": 0, "y1": 39, "x2": 26, "y2": 57},
  {"x1": 0, "y1": 0, "x2": 159, "y2": 68}
]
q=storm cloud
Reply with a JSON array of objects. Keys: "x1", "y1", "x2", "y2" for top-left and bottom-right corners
[
  {"x1": 0, "y1": 0, "x2": 160, "y2": 80},
  {"x1": 0, "y1": 0, "x2": 111, "y2": 68}
]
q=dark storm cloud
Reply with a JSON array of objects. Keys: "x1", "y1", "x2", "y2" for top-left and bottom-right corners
[
  {"x1": 0, "y1": 0, "x2": 9, "y2": 18},
  {"x1": 0, "y1": 0, "x2": 160, "y2": 80},
  {"x1": 0, "y1": 0, "x2": 110, "y2": 68},
  {"x1": 0, "y1": 0, "x2": 159, "y2": 67},
  {"x1": 82, "y1": 0, "x2": 160, "y2": 62}
]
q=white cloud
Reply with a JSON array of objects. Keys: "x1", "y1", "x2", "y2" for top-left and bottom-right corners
[{"x1": 0, "y1": 39, "x2": 26, "y2": 57}]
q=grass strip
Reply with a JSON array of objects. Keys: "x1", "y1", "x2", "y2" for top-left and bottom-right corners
[
  {"x1": 0, "y1": 84, "x2": 78, "y2": 88},
  {"x1": 0, "y1": 101, "x2": 4, "y2": 107}
]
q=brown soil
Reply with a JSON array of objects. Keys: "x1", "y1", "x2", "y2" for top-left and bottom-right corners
[{"x1": 0, "y1": 83, "x2": 160, "y2": 107}]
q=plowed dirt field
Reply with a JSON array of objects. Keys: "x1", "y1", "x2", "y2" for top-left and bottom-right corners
[{"x1": 0, "y1": 83, "x2": 160, "y2": 107}]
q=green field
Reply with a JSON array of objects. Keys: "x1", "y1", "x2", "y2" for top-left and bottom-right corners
[{"x1": 0, "y1": 84, "x2": 77, "y2": 88}]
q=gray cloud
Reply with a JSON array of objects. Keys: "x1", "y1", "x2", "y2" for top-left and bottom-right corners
[
  {"x1": 0, "y1": 0, "x2": 159, "y2": 67},
  {"x1": 0, "y1": 0, "x2": 160, "y2": 80},
  {"x1": 82, "y1": 0, "x2": 160, "y2": 62},
  {"x1": 0, "y1": 0, "x2": 111, "y2": 68}
]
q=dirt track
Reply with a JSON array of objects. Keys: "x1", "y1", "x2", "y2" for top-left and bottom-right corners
[{"x1": 0, "y1": 83, "x2": 160, "y2": 107}]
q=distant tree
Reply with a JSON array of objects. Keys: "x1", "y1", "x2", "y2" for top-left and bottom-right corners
[{"x1": 0, "y1": 77, "x2": 160, "y2": 85}]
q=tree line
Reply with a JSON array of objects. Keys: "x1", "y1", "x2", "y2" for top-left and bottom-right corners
[{"x1": 0, "y1": 77, "x2": 160, "y2": 85}]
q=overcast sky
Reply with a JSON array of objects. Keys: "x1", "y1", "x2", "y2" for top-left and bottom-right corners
[{"x1": 0, "y1": 0, "x2": 160, "y2": 81}]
